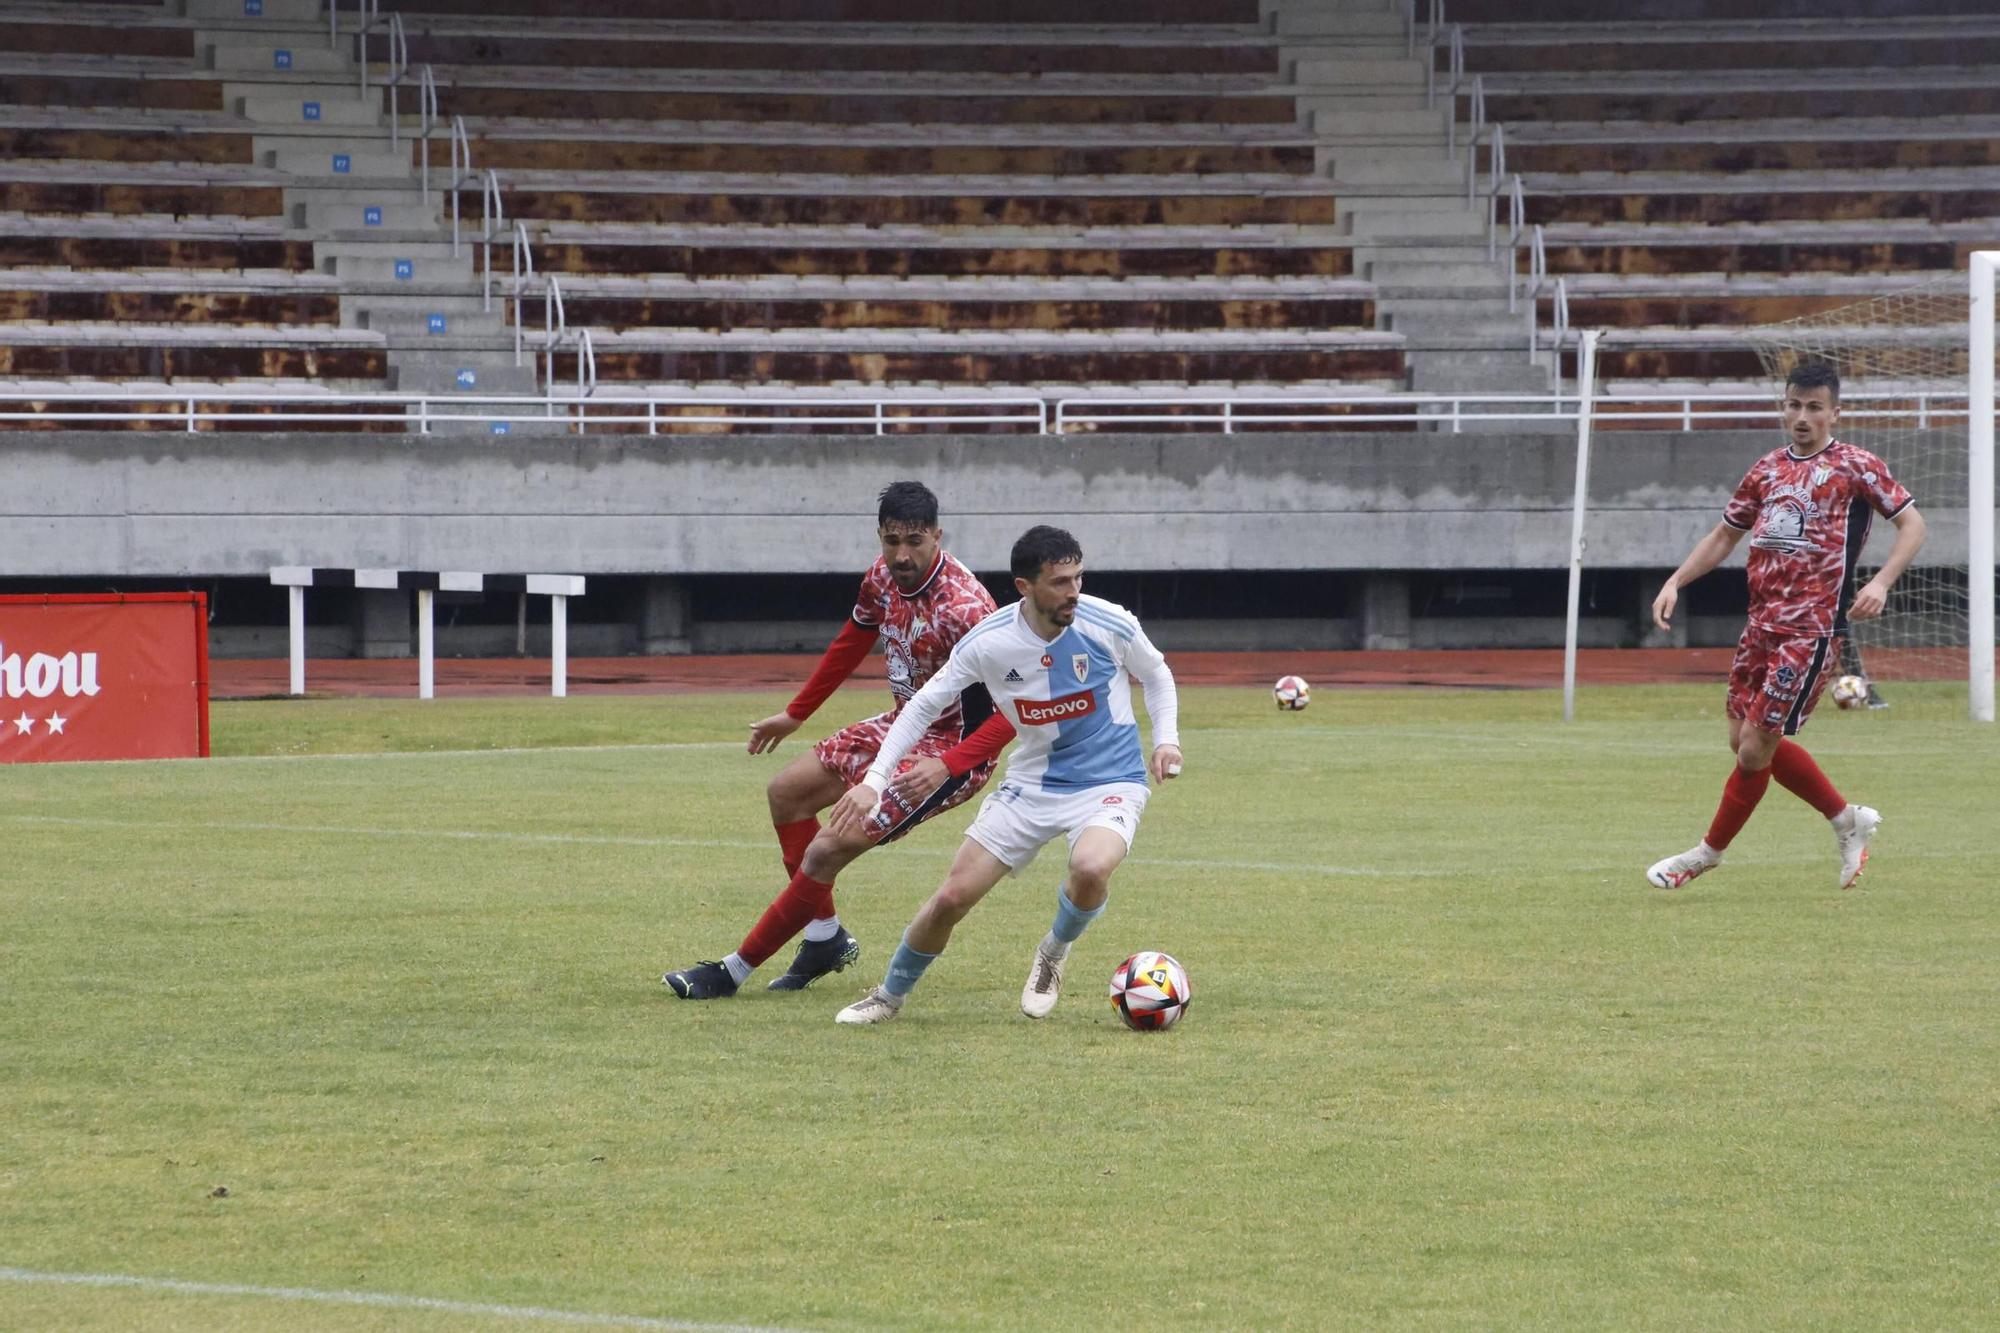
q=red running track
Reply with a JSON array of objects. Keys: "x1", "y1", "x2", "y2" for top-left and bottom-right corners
[{"x1": 209, "y1": 648, "x2": 1742, "y2": 700}]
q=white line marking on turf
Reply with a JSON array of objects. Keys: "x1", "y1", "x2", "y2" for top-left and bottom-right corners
[
  {"x1": 0, "y1": 1266, "x2": 803, "y2": 1332},
  {"x1": 9, "y1": 813, "x2": 1969, "y2": 880}
]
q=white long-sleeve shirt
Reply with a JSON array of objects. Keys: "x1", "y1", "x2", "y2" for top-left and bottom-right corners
[{"x1": 861, "y1": 594, "x2": 1178, "y2": 796}]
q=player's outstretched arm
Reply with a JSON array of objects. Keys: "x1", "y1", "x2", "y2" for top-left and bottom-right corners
[
  {"x1": 1125, "y1": 624, "x2": 1183, "y2": 782},
  {"x1": 750, "y1": 618, "x2": 880, "y2": 754},
  {"x1": 1850, "y1": 505, "x2": 1927, "y2": 621},
  {"x1": 826, "y1": 649, "x2": 983, "y2": 836},
  {"x1": 1653, "y1": 522, "x2": 1748, "y2": 630}
]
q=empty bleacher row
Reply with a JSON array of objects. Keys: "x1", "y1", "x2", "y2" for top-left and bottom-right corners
[
  {"x1": 2, "y1": 0, "x2": 1415, "y2": 428},
  {"x1": 1, "y1": 0, "x2": 1995, "y2": 429},
  {"x1": 1453, "y1": 2, "x2": 2000, "y2": 393}
]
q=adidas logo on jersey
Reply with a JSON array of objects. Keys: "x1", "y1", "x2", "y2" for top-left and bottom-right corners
[{"x1": 1003, "y1": 668, "x2": 1023, "y2": 682}]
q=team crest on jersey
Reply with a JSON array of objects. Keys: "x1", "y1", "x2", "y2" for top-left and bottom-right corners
[
  {"x1": 1810, "y1": 464, "x2": 1833, "y2": 489},
  {"x1": 1071, "y1": 652, "x2": 1090, "y2": 685},
  {"x1": 1749, "y1": 486, "x2": 1823, "y2": 555}
]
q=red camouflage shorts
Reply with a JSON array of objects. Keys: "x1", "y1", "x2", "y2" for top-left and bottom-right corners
[
  {"x1": 813, "y1": 710, "x2": 996, "y2": 844},
  {"x1": 1725, "y1": 626, "x2": 1841, "y2": 737}
]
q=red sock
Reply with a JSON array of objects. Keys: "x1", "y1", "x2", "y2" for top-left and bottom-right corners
[
  {"x1": 1705, "y1": 764, "x2": 1772, "y2": 851},
  {"x1": 1770, "y1": 740, "x2": 1846, "y2": 819},
  {"x1": 774, "y1": 817, "x2": 820, "y2": 878},
  {"x1": 736, "y1": 871, "x2": 836, "y2": 968}
]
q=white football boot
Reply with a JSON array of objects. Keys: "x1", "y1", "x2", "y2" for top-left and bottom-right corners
[
  {"x1": 1646, "y1": 843, "x2": 1721, "y2": 890},
  {"x1": 1020, "y1": 944, "x2": 1067, "y2": 1019},
  {"x1": 1833, "y1": 804, "x2": 1881, "y2": 889},
  {"x1": 834, "y1": 986, "x2": 904, "y2": 1025}
]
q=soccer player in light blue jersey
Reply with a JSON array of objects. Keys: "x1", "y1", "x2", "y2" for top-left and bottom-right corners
[{"x1": 825, "y1": 525, "x2": 1182, "y2": 1025}]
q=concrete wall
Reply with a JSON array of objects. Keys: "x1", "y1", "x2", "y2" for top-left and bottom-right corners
[{"x1": 9, "y1": 428, "x2": 1965, "y2": 578}]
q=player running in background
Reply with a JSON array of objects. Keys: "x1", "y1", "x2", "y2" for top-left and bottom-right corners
[
  {"x1": 664, "y1": 481, "x2": 1014, "y2": 998},
  {"x1": 1646, "y1": 361, "x2": 1927, "y2": 891},
  {"x1": 825, "y1": 525, "x2": 1182, "y2": 1025}
]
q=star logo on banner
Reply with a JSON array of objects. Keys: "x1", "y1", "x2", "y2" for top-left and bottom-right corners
[
  {"x1": 13, "y1": 713, "x2": 33, "y2": 735},
  {"x1": 47, "y1": 712, "x2": 67, "y2": 735}
]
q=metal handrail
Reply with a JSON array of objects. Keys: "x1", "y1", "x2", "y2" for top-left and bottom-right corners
[
  {"x1": 571, "y1": 329, "x2": 598, "y2": 431},
  {"x1": 0, "y1": 387, "x2": 1967, "y2": 438},
  {"x1": 416, "y1": 64, "x2": 439, "y2": 203},
  {"x1": 1513, "y1": 219, "x2": 1546, "y2": 315},
  {"x1": 1450, "y1": 71, "x2": 1483, "y2": 158},
  {"x1": 382, "y1": 14, "x2": 411, "y2": 146},
  {"x1": 479, "y1": 168, "x2": 504, "y2": 308},
  {"x1": 1429, "y1": 23, "x2": 1464, "y2": 109},
  {"x1": 543, "y1": 275, "x2": 567, "y2": 396},
  {"x1": 510, "y1": 222, "x2": 535, "y2": 361},
  {"x1": 353, "y1": 0, "x2": 382, "y2": 92},
  {"x1": 448, "y1": 115, "x2": 472, "y2": 254},
  {"x1": 1487, "y1": 168, "x2": 1521, "y2": 262}
]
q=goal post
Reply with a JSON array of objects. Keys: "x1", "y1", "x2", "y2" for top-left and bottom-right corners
[{"x1": 1970, "y1": 253, "x2": 1995, "y2": 723}]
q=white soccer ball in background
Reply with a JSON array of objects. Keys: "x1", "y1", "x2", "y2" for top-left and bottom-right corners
[
  {"x1": 1273, "y1": 675, "x2": 1311, "y2": 710},
  {"x1": 1830, "y1": 674, "x2": 1870, "y2": 710},
  {"x1": 1110, "y1": 951, "x2": 1191, "y2": 1031}
]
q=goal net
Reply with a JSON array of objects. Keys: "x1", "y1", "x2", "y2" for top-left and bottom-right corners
[{"x1": 1747, "y1": 274, "x2": 1995, "y2": 696}]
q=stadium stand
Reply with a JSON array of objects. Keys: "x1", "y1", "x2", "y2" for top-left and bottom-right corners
[
  {"x1": 2, "y1": 0, "x2": 1994, "y2": 430},
  {"x1": 1452, "y1": 1, "x2": 2000, "y2": 394}
]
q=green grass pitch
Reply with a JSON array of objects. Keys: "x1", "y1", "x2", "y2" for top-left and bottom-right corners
[{"x1": 2, "y1": 683, "x2": 1996, "y2": 1330}]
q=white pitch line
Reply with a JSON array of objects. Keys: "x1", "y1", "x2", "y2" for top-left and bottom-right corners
[
  {"x1": 5, "y1": 812, "x2": 1972, "y2": 881},
  {"x1": 0, "y1": 813, "x2": 1457, "y2": 878},
  {"x1": 0, "y1": 1266, "x2": 803, "y2": 1332}
]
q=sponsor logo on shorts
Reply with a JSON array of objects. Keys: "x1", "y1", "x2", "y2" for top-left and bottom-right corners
[
  {"x1": 1015, "y1": 690, "x2": 1096, "y2": 726},
  {"x1": 1101, "y1": 795, "x2": 1123, "y2": 805},
  {"x1": 1764, "y1": 707, "x2": 1787, "y2": 725},
  {"x1": 1110, "y1": 815, "x2": 1127, "y2": 827},
  {"x1": 1774, "y1": 664, "x2": 1798, "y2": 688}
]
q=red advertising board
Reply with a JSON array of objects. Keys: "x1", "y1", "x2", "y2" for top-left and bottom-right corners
[{"x1": 0, "y1": 593, "x2": 210, "y2": 763}]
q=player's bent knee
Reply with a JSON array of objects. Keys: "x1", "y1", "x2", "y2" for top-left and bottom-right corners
[{"x1": 801, "y1": 830, "x2": 870, "y2": 879}]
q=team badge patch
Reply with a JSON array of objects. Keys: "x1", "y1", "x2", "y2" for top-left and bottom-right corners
[
  {"x1": 1071, "y1": 653, "x2": 1090, "y2": 685},
  {"x1": 1811, "y1": 464, "x2": 1833, "y2": 488}
]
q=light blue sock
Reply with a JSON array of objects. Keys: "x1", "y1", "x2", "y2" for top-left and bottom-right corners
[
  {"x1": 882, "y1": 934, "x2": 940, "y2": 998},
  {"x1": 1043, "y1": 884, "x2": 1105, "y2": 956}
]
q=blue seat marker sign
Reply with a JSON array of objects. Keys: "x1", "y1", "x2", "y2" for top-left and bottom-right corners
[
  {"x1": 394, "y1": 259, "x2": 414, "y2": 281},
  {"x1": 456, "y1": 368, "x2": 477, "y2": 389},
  {"x1": 427, "y1": 314, "x2": 448, "y2": 334},
  {"x1": 245, "y1": 0, "x2": 264, "y2": 15},
  {"x1": 491, "y1": 421, "x2": 511, "y2": 436},
  {"x1": 302, "y1": 101, "x2": 321, "y2": 122},
  {"x1": 363, "y1": 206, "x2": 383, "y2": 226},
  {"x1": 274, "y1": 49, "x2": 292, "y2": 70},
  {"x1": 332, "y1": 153, "x2": 351, "y2": 174}
]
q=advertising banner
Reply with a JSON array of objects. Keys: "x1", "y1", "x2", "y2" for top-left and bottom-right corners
[{"x1": 0, "y1": 594, "x2": 210, "y2": 763}]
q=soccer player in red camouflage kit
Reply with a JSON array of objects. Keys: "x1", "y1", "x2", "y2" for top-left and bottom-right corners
[
  {"x1": 664, "y1": 481, "x2": 1016, "y2": 997},
  {"x1": 1646, "y1": 361, "x2": 1927, "y2": 891}
]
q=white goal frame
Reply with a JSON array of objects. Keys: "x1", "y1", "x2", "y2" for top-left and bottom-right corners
[{"x1": 1561, "y1": 258, "x2": 1995, "y2": 722}]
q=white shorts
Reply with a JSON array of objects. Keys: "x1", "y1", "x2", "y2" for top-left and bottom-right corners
[{"x1": 963, "y1": 780, "x2": 1150, "y2": 872}]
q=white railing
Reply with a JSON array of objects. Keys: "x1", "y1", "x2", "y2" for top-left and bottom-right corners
[
  {"x1": 447, "y1": 115, "x2": 472, "y2": 254},
  {"x1": 415, "y1": 64, "x2": 439, "y2": 203},
  {"x1": 478, "y1": 169, "x2": 504, "y2": 308},
  {"x1": 543, "y1": 275, "x2": 568, "y2": 396},
  {"x1": 1487, "y1": 168, "x2": 1521, "y2": 262},
  {"x1": 1428, "y1": 22, "x2": 1464, "y2": 109},
  {"x1": 0, "y1": 388, "x2": 1968, "y2": 437},
  {"x1": 380, "y1": 14, "x2": 412, "y2": 147},
  {"x1": 1530, "y1": 275, "x2": 1571, "y2": 365},
  {"x1": 509, "y1": 221, "x2": 535, "y2": 358}
]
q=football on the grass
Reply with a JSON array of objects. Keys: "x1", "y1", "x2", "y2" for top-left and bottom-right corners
[
  {"x1": 1831, "y1": 675, "x2": 1869, "y2": 710},
  {"x1": 1110, "y1": 951, "x2": 1191, "y2": 1031},
  {"x1": 1273, "y1": 675, "x2": 1311, "y2": 710}
]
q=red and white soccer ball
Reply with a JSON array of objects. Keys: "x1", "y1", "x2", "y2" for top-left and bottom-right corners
[
  {"x1": 1110, "y1": 951, "x2": 1191, "y2": 1031},
  {"x1": 1273, "y1": 675, "x2": 1311, "y2": 710},
  {"x1": 1830, "y1": 674, "x2": 1870, "y2": 710}
]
